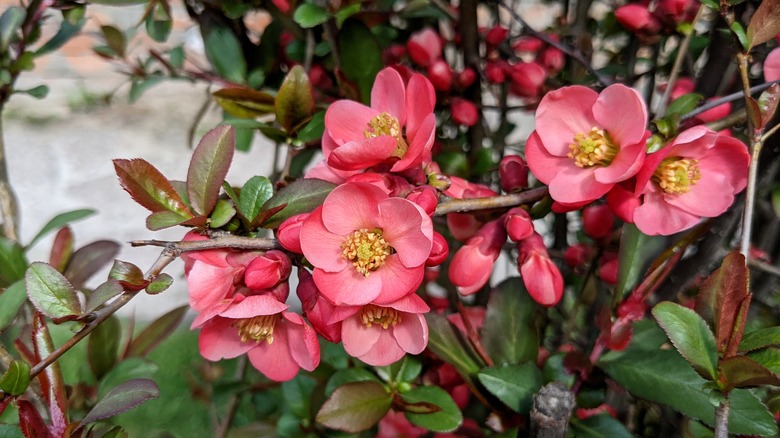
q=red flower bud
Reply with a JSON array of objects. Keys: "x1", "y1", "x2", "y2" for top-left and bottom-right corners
[
  {"x1": 582, "y1": 204, "x2": 614, "y2": 240},
  {"x1": 486, "y1": 61, "x2": 507, "y2": 84},
  {"x1": 541, "y1": 46, "x2": 565, "y2": 74},
  {"x1": 598, "y1": 254, "x2": 618, "y2": 285},
  {"x1": 512, "y1": 36, "x2": 543, "y2": 54},
  {"x1": 564, "y1": 243, "x2": 594, "y2": 269},
  {"x1": 509, "y1": 62, "x2": 546, "y2": 98},
  {"x1": 244, "y1": 250, "x2": 292, "y2": 290},
  {"x1": 426, "y1": 232, "x2": 449, "y2": 267},
  {"x1": 499, "y1": 154, "x2": 529, "y2": 192},
  {"x1": 427, "y1": 59, "x2": 453, "y2": 91},
  {"x1": 485, "y1": 25, "x2": 509, "y2": 47},
  {"x1": 276, "y1": 213, "x2": 309, "y2": 254},
  {"x1": 407, "y1": 28, "x2": 442, "y2": 67},
  {"x1": 518, "y1": 233, "x2": 564, "y2": 306},
  {"x1": 451, "y1": 97, "x2": 479, "y2": 126},
  {"x1": 406, "y1": 186, "x2": 438, "y2": 216},
  {"x1": 504, "y1": 207, "x2": 534, "y2": 242},
  {"x1": 456, "y1": 67, "x2": 477, "y2": 89},
  {"x1": 615, "y1": 4, "x2": 661, "y2": 34}
]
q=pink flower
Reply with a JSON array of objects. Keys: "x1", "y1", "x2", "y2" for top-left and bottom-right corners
[
  {"x1": 449, "y1": 219, "x2": 507, "y2": 295},
  {"x1": 632, "y1": 127, "x2": 749, "y2": 235},
  {"x1": 525, "y1": 84, "x2": 649, "y2": 205},
  {"x1": 323, "y1": 68, "x2": 436, "y2": 173},
  {"x1": 300, "y1": 182, "x2": 434, "y2": 306},
  {"x1": 407, "y1": 28, "x2": 443, "y2": 67},
  {"x1": 277, "y1": 213, "x2": 309, "y2": 254},
  {"x1": 765, "y1": 47, "x2": 780, "y2": 82},
  {"x1": 518, "y1": 233, "x2": 564, "y2": 306},
  {"x1": 428, "y1": 59, "x2": 453, "y2": 91},
  {"x1": 194, "y1": 294, "x2": 320, "y2": 382},
  {"x1": 337, "y1": 294, "x2": 429, "y2": 366}
]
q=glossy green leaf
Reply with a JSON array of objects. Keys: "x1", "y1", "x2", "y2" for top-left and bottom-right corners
[
  {"x1": 382, "y1": 356, "x2": 422, "y2": 384},
  {"x1": 294, "y1": 4, "x2": 330, "y2": 28},
  {"x1": 113, "y1": 158, "x2": 193, "y2": 217},
  {"x1": 424, "y1": 312, "x2": 481, "y2": 380},
  {"x1": 748, "y1": 347, "x2": 780, "y2": 375},
  {"x1": 36, "y1": 18, "x2": 84, "y2": 56},
  {"x1": 282, "y1": 375, "x2": 317, "y2": 420},
  {"x1": 316, "y1": 381, "x2": 392, "y2": 433},
  {"x1": 665, "y1": 93, "x2": 703, "y2": 117},
  {"x1": 145, "y1": 273, "x2": 173, "y2": 295},
  {"x1": 85, "y1": 280, "x2": 124, "y2": 313},
  {"x1": 0, "y1": 280, "x2": 27, "y2": 331},
  {"x1": 731, "y1": 21, "x2": 749, "y2": 52},
  {"x1": 338, "y1": 19, "x2": 383, "y2": 103},
  {"x1": 0, "y1": 7, "x2": 24, "y2": 52},
  {"x1": 88, "y1": 315, "x2": 121, "y2": 380},
  {"x1": 213, "y1": 87, "x2": 275, "y2": 119},
  {"x1": 276, "y1": 65, "x2": 315, "y2": 134},
  {"x1": 325, "y1": 368, "x2": 381, "y2": 396},
  {"x1": 209, "y1": 198, "x2": 235, "y2": 228},
  {"x1": 204, "y1": 26, "x2": 247, "y2": 84},
  {"x1": 599, "y1": 349, "x2": 777, "y2": 435},
  {"x1": 747, "y1": 0, "x2": 780, "y2": 49},
  {"x1": 26, "y1": 208, "x2": 95, "y2": 250},
  {"x1": 572, "y1": 415, "x2": 633, "y2": 438},
  {"x1": 126, "y1": 305, "x2": 188, "y2": 357},
  {"x1": 64, "y1": 240, "x2": 121, "y2": 289},
  {"x1": 482, "y1": 278, "x2": 539, "y2": 365},
  {"x1": 81, "y1": 378, "x2": 160, "y2": 425},
  {"x1": 129, "y1": 75, "x2": 165, "y2": 104},
  {"x1": 401, "y1": 386, "x2": 462, "y2": 432},
  {"x1": 238, "y1": 175, "x2": 273, "y2": 225},
  {"x1": 260, "y1": 178, "x2": 336, "y2": 228},
  {"x1": 478, "y1": 362, "x2": 542, "y2": 413},
  {"x1": 700, "y1": 0, "x2": 719, "y2": 8},
  {"x1": 0, "y1": 237, "x2": 27, "y2": 288},
  {"x1": 718, "y1": 355, "x2": 780, "y2": 391},
  {"x1": 297, "y1": 111, "x2": 325, "y2": 144},
  {"x1": 187, "y1": 125, "x2": 236, "y2": 216},
  {"x1": 0, "y1": 360, "x2": 30, "y2": 396},
  {"x1": 739, "y1": 327, "x2": 780, "y2": 353},
  {"x1": 145, "y1": 1, "x2": 172, "y2": 42},
  {"x1": 145, "y1": 210, "x2": 193, "y2": 230},
  {"x1": 25, "y1": 262, "x2": 82, "y2": 321},
  {"x1": 652, "y1": 301, "x2": 718, "y2": 380},
  {"x1": 616, "y1": 223, "x2": 655, "y2": 300}
]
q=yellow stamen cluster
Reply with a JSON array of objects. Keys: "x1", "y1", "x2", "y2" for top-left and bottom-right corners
[
  {"x1": 360, "y1": 305, "x2": 401, "y2": 329},
  {"x1": 364, "y1": 112, "x2": 408, "y2": 158},
  {"x1": 567, "y1": 127, "x2": 617, "y2": 168},
  {"x1": 654, "y1": 157, "x2": 701, "y2": 194},
  {"x1": 234, "y1": 315, "x2": 278, "y2": 344},
  {"x1": 341, "y1": 228, "x2": 391, "y2": 277}
]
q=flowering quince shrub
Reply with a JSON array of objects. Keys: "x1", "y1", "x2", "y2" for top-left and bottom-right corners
[{"x1": 5, "y1": 1, "x2": 780, "y2": 437}]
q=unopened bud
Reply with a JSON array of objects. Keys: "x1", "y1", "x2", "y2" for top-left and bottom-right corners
[{"x1": 499, "y1": 155, "x2": 529, "y2": 192}]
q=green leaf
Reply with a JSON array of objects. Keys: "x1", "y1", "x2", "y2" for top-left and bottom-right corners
[
  {"x1": 599, "y1": 349, "x2": 777, "y2": 435},
  {"x1": 126, "y1": 305, "x2": 188, "y2": 357},
  {"x1": 97, "y1": 357, "x2": 158, "y2": 399},
  {"x1": 145, "y1": 1, "x2": 172, "y2": 42},
  {"x1": 0, "y1": 360, "x2": 30, "y2": 396},
  {"x1": 36, "y1": 18, "x2": 84, "y2": 56},
  {"x1": 145, "y1": 210, "x2": 193, "y2": 230},
  {"x1": 100, "y1": 25, "x2": 126, "y2": 58},
  {"x1": 700, "y1": 0, "x2": 719, "y2": 9},
  {"x1": 204, "y1": 26, "x2": 247, "y2": 84},
  {"x1": 482, "y1": 278, "x2": 539, "y2": 365},
  {"x1": 128, "y1": 75, "x2": 165, "y2": 103},
  {"x1": 652, "y1": 301, "x2": 718, "y2": 380},
  {"x1": 0, "y1": 237, "x2": 28, "y2": 288},
  {"x1": 88, "y1": 315, "x2": 121, "y2": 380},
  {"x1": 145, "y1": 273, "x2": 173, "y2": 295},
  {"x1": 383, "y1": 356, "x2": 422, "y2": 384},
  {"x1": 615, "y1": 223, "x2": 656, "y2": 300},
  {"x1": 297, "y1": 111, "x2": 325, "y2": 143},
  {"x1": 718, "y1": 355, "x2": 780, "y2": 390},
  {"x1": 86, "y1": 280, "x2": 124, "y2": 313},
  {"x1": 401, "y1": 386, "x2": 462, "y2": 432},
  {"x1": 25, "y1": 262, "x2": 82, "y2": 321},
  {"x1": 665, "y1": 93, "x2": 703, "y2": 117},
  {"x1": 425, "y1": 312, "x2": 482, "y2": 380},
  {"x1": 746, "y1": 0, "x2": 780, "y2": 50},
  {"x1": 282, "y1": 375, "x2": 317, "y2": 420},
  {"x1": 294, "y1": 4, "x2": 330, "y2": 28},
  {"x1": 260, "y1": 178, "x2": 336, "y2": 228},
  {"x1": 113, "y1": 158, "x2": 194, "y2": 217},
  {"x1": 748, "y1": 347, "x2": 780, "y2": 375},
  {"x1": 478, "y1": 363, "x2": 542, "y2": 413},
  {"x1": 187, "y1": 125, "x2": 236, "y2": 216},
  {"x1": 316, "y1": 381, "x2": 391, "y2": 433},
  {"x1": 209, "y1": 198, "x2": 235, "y2": 228},
  {"x1": 213, "y1": 87, "x2": 275, "y2": 119},
  {"x1": 81, "y1": 378, "x2": 159, "y2": 425},
  {"x1": 26, "y1": 208, "x2": 96, "y2": 250},
  {"x1": 740, "y1": 327, "x2": 780, "y2": 353},
  {"x1": 325, "y1": 368, "x2": 381, "y2": 396},
  {"x1": 338, "y1": 19, "x2": 383, "y2": 103},
  {"x1": 16, "y1": 85, "x2": 48, "y2": 99},
  {"x1": 64, "y1": 240, "x2": 121, "y2": 289},
  {"x1": 731, "y1": 21, "x2": 749, "y2": 52},
  {"x1": 276, "y1": 65, "x2": 315, "y2": 134},
  {"x1": 238, "y1": 176, "x2": 273, "y2": 225},
  {"x1": 0, "y1": 280, "x2": 26, "y2": 332},
  {"x1": 0, "y1": 7, "x2": 24, "y2": 52},
  {"x1": 572, "y1": 415, "x2": 633, "y2": 438},
  {"x1": 335, "y1": 3, "x2": 361, "y2": 27}
]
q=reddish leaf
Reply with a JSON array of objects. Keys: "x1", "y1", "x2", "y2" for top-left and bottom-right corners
[
  {"x1": 719, "y1": 355, "x2": 780, "y2": 391},
  {"x1": 85, "y1": 280, "x2": 124, "y2": 314},
  {"x1": 32, "y1": 313, "x2": 68, "y2": 435},
  {"x1": 80, "y1": 379, "x2": 159, "y2": 426},
  {"x1": 316, "y1": 381, "x2": 392, "y2": 433},
  {"x1": 186, "y1": 125, "x2": 235, "y2": 216},
  {"x1": 17, "y1": 399, "x2": 52, "y2": 438},
  {"x1": 725, "y1": 293, "x2": 752, "y2": 359},
  {"x1": 747, "y1": 0, "x2": 780, "y2": 49},
  {"x1": 108, "y1": 260, "x2": 146, "y2": 290},
  {"x1": 695, "y1": 251, "x2": 749, "y2": 359},
  {"x1": 746, "y1": 96, "x2": 762, "y2": 131},
  {"x1": 759, "y1": 83, "x2": 780, "y2": 129},
  {"x1": 48, "y1": 227, "x2": 73, "y2": 272},
  {"x1": 212, "y1": 86, "x2": 275, "y2": 119},
  {"x1": 276, "y1": 65, "x2": 315, "y2": 134},
  {"x1": 0, "y1": 396, "x2": 10, "y2": 416},
  {"x1": 125, "y1": 305, "x2": 187, "y2": 357},
  {"x1": 113, "y1": 159, "x2": 193, "y2": 217},
  {"x1": 64, "y1": 240, "x2": 120, "y2": 290}
]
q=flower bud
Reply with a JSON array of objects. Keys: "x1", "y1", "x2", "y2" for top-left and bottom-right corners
[
  {"x1": 504, "y1": 208, "x2": 534, "y2": 242},
  {"x1": 486, "y1": 61, "x2": 507, "y2": 84},
  {"x1": 451, "y1": 97, "x2": 479, "y2": 126},
  {"x1": 518, "y1": 233, "x2": 563, "y2": 307},
  {"x1": 541, "y1": 46, "x2": 565, "y2": 74},
  {"x1": 456, "y1": 67, "x2": 477, "y2": 89},
  {"x1": 564, "y1": 243, "x2": 594, "y2": 269},
  {"x1": 582, "y1": 204, "x2": 614, "y2": 240},
  {"x1": 606, "y1": 184, "x2": 640, "y2": 224},
  {"x1": 512, "y1": 36, "x2": 543, "y2": 54},
  {"x1": 509, "y1": 61, "x2": 546, "y2": 98},
  {"x1": 296, "y1": 268, "x2": 341, "y2": 343},
  {"x1": 499, "y1": 154, "x2": 529, "y2": 192},
  {"x1": 615, "y1": 4, "x2": 661, "y2": 34},
  {"x1": 407, "y1": 28, "x2": 442, "y2": 67},
  {"x1": 485, "y1": 25, "x2": 509, "y2": 47},
  {"x1": 406, "y1": 186, "x2": 438, "y2": 216},
  {"x1": 449, "y1": 219, "x2": 506, "y2": 295},
  {"x1": 276, "y1": 213, "x2": 309, "y2": 254},
  {"x1": 426, "y1": 232, "x2": 449, "y2": 266},
  {"x1": 597, "y1": 253, "x2": 618, "y2": 285},
  {"x1": 244, "y1": 250, "x2": 292, "y2": 290},
  {"x1": 427, "y1": 59, "x2": 453, "y2": 91}
]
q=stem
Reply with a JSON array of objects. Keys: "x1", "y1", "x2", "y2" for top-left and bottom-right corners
[
  {"x1": 714, "y1": 397, "x2": 730, "y2": 438},
  {"x1": 131, "y1": 236, "x2": 281, "y2": 251},
  {"x1": 434, "y1": 187, "x2": 548, "y2": 215},
  {"x1": 736, "y1": 52, "x2": 762, "y2": 259},
  {"x1": 682, "y1": 80, "x2": 780, "y2": 121}
]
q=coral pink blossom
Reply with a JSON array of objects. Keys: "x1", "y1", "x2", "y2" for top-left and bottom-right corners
[
  {"x1": 181, "y1": 232, "x2": 290, "y2": 312},
  {"x1": 194, "y1": 294, "x2": 320, "y2": 382},
  {"x1": 518, "y1": 233, "x2": 564, "y2": 307},
  {"x1": 632, "y1": 127, "x2": 749, "y2": 235},
  {"x1": 525, "y1": 84, "x2": 649, "y2": 205},
  {"x1": 765, "y1": 47, "x2": 780, "y2": 82},
  {"x1": 323, "y1": 68, "x2": 436, "y2": 173},
  {"x1": 449, "y1": 219, "x2": 507, "y2": 295},
  {"x1": 336, "y1": 293, "x2": 430, "y2": 366},
  {"x1": 407, "y1": 28, "x2": 443, "y2": 67},
  {"x1": 277, "y1": 213, "x2": 309, "y2": 254},
  {"x1": 300, "y1": 182, "x2": 434, "y2": 306}
]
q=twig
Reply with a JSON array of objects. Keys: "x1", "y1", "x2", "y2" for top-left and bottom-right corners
[
  {"x1": 132, "y1": 236, "x2": 281, "y2": 251},
  {"x1": 714, "y1": 396, "x2": 730, "y2": 438},
  {"x1": 748, "y1": 259, "x2": 780, "y2": 278},
  {"x1": 682, "y1": 80, "x2": 780, "y2": 121},
  {"x1": 497, "y1": 1, "x2": 612, "y2": 87},
  {"x1": 434, "y1": 187, "x2": 549, "y2": 215},
  {"x1": 737, "y1": 52, "x2": 762, "y2": 260}
]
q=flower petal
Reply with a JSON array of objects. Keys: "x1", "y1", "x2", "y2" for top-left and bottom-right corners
[
  {"x1": 342, "y1": 313, "x2": 382, "y2": 357},
  {"x1": 322, "y1": 182, "x2": 386, "y2": 234},
  {"x1": 371, "y1": 68, "x2": 407, "y2": 125},
  {"x1": 300, "y1": 208, "x2": 349, "y2": 273},
  {"x1": 547, "y1": 165, "x2": 610, "y2": 204},
  {"x1": 283, "y1": 312, "x2": 321, "y2": 371},
  {"x1": 187, "y1": 262, "x2": 237, "y2": 312},
  {"x1": 535, "y1": 86, "x2": 599, "y2": 156},
  {"x1": 594, "y1": 141, "x2": 646, "y2": 184},
  {"x1": 392, "y1": 314, "x2": 428, "y2": 355},
  {"x1": 314, "y1": 266, "x2": 382, "y2": 305},
  {"x1": 525, "y1": 131, "x2": 561, "y2": 185},
  {"x1": 356, "y1": 330, "x2": 406, "y2": 366},
  {"x1": 634, "y1": 189, "x2": 701, "y2": 235},
  {"x1": 593, "y1": 84, "x2": 648, "y2": 147},
  {"x1": 325, "y1": 100, "x2": 378, "y2": 143},
  {"x1": 406, "y1": 74, "x2": 436, "y2": 140},
  {"x1": 247, "y1": 327, "x2": 300, "y2": 381},
  {"x1": 373, "y1": 258, "x2": 425, "y2": 305},
  {"x1": 391, "y1": 113, "x2": 436, "y2": 172},
  {"x1": 327, "y1": 136, "x2": 397, "y2": 171},
  {"x1": 378, "y1": 198, "x2": 432, "y2": 267},
  {"x1": 199, "y1": 317, "x2": 254, "y2": 360},
  {"x1": 220, "y1": 294, "x2": 288, "y2": 319}
]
